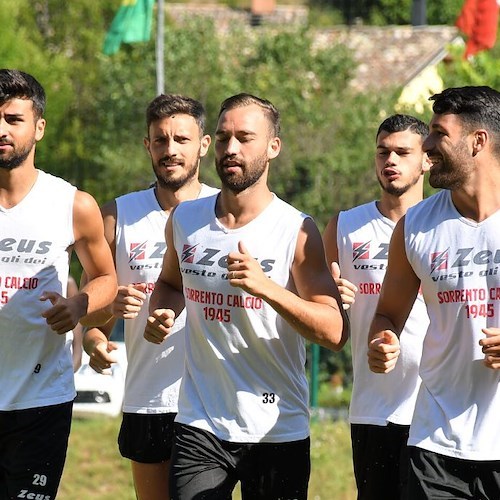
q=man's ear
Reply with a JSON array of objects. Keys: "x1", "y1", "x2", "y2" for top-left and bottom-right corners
[
  {"x1": 200, "y1": 134, "x2": 211, "y2": 157},
  {"x1": 35, "y1": 118, "x2": 46, "y2": 142},
  {"x1": 268, "y1": 136, "x2": 281, "y2": 160},
  {"x1": 472, "y1": 129, "x2": 487, "y2": 157},
  {"x1": 422, "y1": 152, "x2": 432, "y2": 173}
]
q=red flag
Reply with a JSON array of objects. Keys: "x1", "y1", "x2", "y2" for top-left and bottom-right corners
[{"x1": 455, "y1": 0, "x2": 499, "y2": 59}]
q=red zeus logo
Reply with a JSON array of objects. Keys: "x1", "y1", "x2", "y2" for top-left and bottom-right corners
[
  {"x1": 351, "y1": 242, "x2": 389, "y2": 262},
  {"x1": 182, "y1": 244, "x2": 197, "y2": 264},
  {"x1": 129, "y1": 242, "x2": 147, "y2": 261},
  {"x1": 352, "y1": 242, "x2": 370, "y2": 260},
  {"x1": 430, "y1": 250, "x2": 448, "y2": 272}
]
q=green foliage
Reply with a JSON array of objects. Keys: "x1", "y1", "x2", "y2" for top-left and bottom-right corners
[
  {"x1": 369, "y1": 0, "x2": 413, "y2": 25},
  {"x1": 318, "y1": 381, "x2": 352, "y2": 408},
  {"x1": 438, "y1": 43, "x2": 500, "y2": 90},
  {"x1": 426, "y1": 0, "x2": 463, "y2": 25},
  {"x1": 319, "y1": 0, "x2": 463, "y2": 26},
  {"x1": 308, "y1": 5, "x2": 345, "y2": 27}
]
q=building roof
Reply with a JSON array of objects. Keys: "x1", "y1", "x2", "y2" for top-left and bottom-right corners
[{"x1": 314, "y1": 25, "x2": 461, "y2": 92}]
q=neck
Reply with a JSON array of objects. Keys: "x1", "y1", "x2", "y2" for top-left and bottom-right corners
[
  {"x1": 376, "y1": 188, "x2": 423, "y2": 222},
  {"x1": 451, "y1": 181, "x2": 500, "y2": 222},
  {"x1": 450, "y1": 161, "x2": 500, "y2": 222},
  {"x1": 216, "y1": 181, "x2": 273, "y2": 229},
  {"x1": 154, "y1": 178, "x2": 203, "y2": 213},
  {"x1": 0, "y1": 163, "x2": 38, "y2": 209}
]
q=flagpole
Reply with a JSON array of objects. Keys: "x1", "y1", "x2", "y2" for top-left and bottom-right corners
[{"x1": 156, "y1": 0, "x2": 165, "y2": 95}]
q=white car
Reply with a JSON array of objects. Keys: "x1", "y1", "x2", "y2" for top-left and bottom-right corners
[{"x1": 73, "y1": 320, "x2": 127, "y2": 418}]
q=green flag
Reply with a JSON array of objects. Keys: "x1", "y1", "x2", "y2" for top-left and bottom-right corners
[{"x1": 103, "y1": 0, "x2": 155, "y2": 55}]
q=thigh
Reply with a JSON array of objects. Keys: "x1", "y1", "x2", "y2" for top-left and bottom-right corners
[
  {"x1": 131, "y1": 460, "x2": 171, "y2": 500},
  {"x1": 351, "y1": 423, "x2": 409, "y2": 500},
  {"x1": 170, "y1": 424, "x2": 237, "y2": 500},
  {"x1": 240, "y1": 438, "x2": 311, "y2": 500},
  {"x1": 118, "y1": 412, "x2": 176, "y2": 463},
  {"x1": 0, "y1": 402, "x2": 72, "y2": 500}
]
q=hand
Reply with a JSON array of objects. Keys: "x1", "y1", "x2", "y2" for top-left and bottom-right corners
[
  {"x1": 368, "y1": 330, "x2": 400, "y2": 373},
  {"x1": 227, "y1": 241, "x2": 269, "y2": 297},
  {"x1": 88, "y1": 340, "x2": 119, "y2": 374},
  {"x1": 144, "y1": 309, "x2": 176, "y2": 344},
  {"x1": 112, "y1": 283, "x2": 147, "y2": 319},
  {"x1": 480, "y1": 327, "x2": 500, "y2": 369},
  {"x1": 40, "y1": 291, "x2": 83, "y2": 334},
  {"x1": 331, "y1": 262, "x2": 357, "y2": 310}
]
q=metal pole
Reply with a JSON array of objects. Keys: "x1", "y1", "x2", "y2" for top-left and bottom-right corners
[
  {"x1": 411, "y1": 0, "x2": 427, "y2": 26},
  {"x1": 156, "y1": 0, "x2": 165, "y2": 95}
]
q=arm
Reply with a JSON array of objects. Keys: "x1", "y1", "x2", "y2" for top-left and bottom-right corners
[
  {"x1": 67, "y1": 275, "x2": 83, "y2": 371},
  {"x1": 83, "y1": 320, "x2": 121, "y2": 373},
  {"x1": 227, "y1": 218, "x2": 349, "y2": 352},
  {"x1": 41, "y1": 191, "x2": 117, "y2": 333},
  {"x1": 144, "y1": 213, "x2": 186, "y2": 344},
  {"x1": 79, "y1": 200, "x2": 118, "y2": 326},
  {"x1": 367, "y1": 217, "x2": 420, "y2": 373},
  {"x1": 81, "y1": 200, "x2": 149, "y2": 326},
  {"x1": 72, "y1": 191, "x2": 117, "y2": 325},
  {"x1": 323, "y1": 214, "x2": 358, "y2": 309}
]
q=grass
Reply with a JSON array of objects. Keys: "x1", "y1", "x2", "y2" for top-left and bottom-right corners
[{"x1": 58, "y1": 416, "x2": 356, "y2": 499}]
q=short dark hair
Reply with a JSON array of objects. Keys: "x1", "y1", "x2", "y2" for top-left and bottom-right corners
[
  {"x1": 376, "y1": 114, "x2": 428, "y2": 141},
  {"x1": 146, "y1": 94, "x2": 206, "y2": 136},
  {"x1": 429, "y1": 86, "x2": 500, "y2": 129},
  {"x1": 218, "y1": 93, "x2": 281, "y2": 137},
  {"x1": 0, "y1": 69, "x2": 46, "y2": 120},
  {"x1": 429, "y1": 86, "x2": 500, "y2": 156}
]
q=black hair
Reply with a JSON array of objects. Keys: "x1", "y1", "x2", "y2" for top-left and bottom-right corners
[
  {"x1": 146, "y1": 94, "x2": 206, "y2": 136},
  {"x1": 376, "y1": 114, "x2": 428, "y2": 141},
  {"x1": 0, "y1": 69, "x2": 46, "y2": 120}
]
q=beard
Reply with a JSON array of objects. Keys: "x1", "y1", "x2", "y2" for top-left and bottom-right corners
[
  {"x1": 0, "y1": 140, "x2": 35, "y2": 170},
  {"x1": 152, "y1": 155, "x2": 199, "y2": 191},
  {"x1": 216, "y1": 154, "x2": 267, "y2": 193},
  {"x1": 428, "y1": 141, "x2": 470, "y2": 190},
  {"x1": 377, "y1": 168, "x2": 423, "y2": 197}
]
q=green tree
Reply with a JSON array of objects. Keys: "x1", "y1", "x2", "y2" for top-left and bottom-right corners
[{"x1": 439, "y1": 42, "x2": 500, "y2": 90}]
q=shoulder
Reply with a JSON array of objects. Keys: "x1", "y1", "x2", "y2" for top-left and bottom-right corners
[{"x1": 73, "y1": 190, "x2": 100, "y2": 215}]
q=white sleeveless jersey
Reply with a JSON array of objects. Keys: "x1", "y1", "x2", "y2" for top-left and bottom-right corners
[
  {"x1": 0, "y1": 170, "x2": 76, "y2": 410},
  {"x1": 172, "y1": 194, "x2": 310, "y2": 443},
  {"x1": 115, "y1": 184, "x2": 218, "y2": 413},
  {"x1": 405, "y1": 189, "x2": 500, "y2": 460},
  {"x1": 337, "y1": 201, "x2": 428, "y2": 426}
]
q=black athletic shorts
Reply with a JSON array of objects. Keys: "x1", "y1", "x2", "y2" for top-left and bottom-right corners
[
  {"x1": 170, "y1": 423, "x2": 311, "y2": 500},
  {"x1": 118, "y1": 412, "x2": 176, "y2": 463},
  {"x1": 0, "y1": 400, "x2": 73, "y2": 500},
  {"x1": 351, "y1": 422, "x2": 410, "y2": 500},
  {"x1": 408, "y1": 446, "x2": 500, "y2": 500}
]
